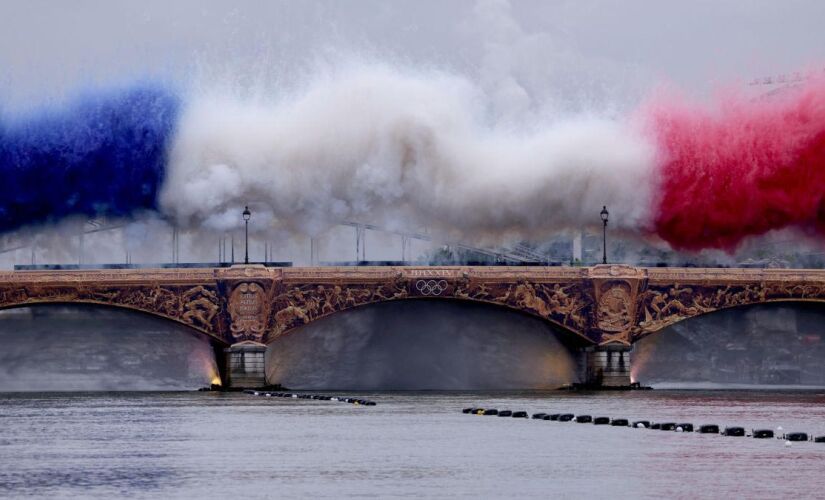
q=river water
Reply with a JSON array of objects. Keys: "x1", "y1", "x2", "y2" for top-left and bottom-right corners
[{"x1": 1, "y1": 390, "x2": 824, "y2": 499}]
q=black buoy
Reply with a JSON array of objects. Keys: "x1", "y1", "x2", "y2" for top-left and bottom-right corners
[
  {"x1": 462, "y1": 408, "x2": 475, "y2": 414},
  {"x1": 575, "y1": 415, "x2": 593, "y2": 423},
  {"x1": 611, "y1": 419, "x2": 629, "y2": 427},
  {"x1": 559, "y1": 413, "x2": 575, "y2": 422},
  {"x1": 542, "y1": 414, "x2": 553, "y2": 420},
  {"x1": 698, "y1": 424, "x2": 719, "y2": 434},
  {"x1": 650, "y1": 423, "x2": 661, "y2": 430},
  {"x1": 752, "y1": 429, "x2": 774, "y2": 439},
  {"x1": 498, "y1": 410, "x2": 513, "y2": 417},
  {"x1": 632, "y1": 420, "x2": 650, "y2": 428},
  {"x1": 484, "y1": 409, "x2": 499, "y2": 416},
  {"x1": 593, "y1": 417, "x2": 610, "y2": 425},
  {"x1": 512, "y1": 411, "x2": 529, "y2": 418},
  {"x1": 659, "y1": 422, "x2": 677, "y2": 431},
  {"x1": 676, "y1": 423, "x2": 694, "y2": 432},
  {"x1": 784, "y1": 432, "x2": 809, "y2": 442},
  {"x1": 532, "y1": 413, "x2": 547, "y2": 419},
  {"x1": 814, "y1": 436, "x2": 825, "y2": 443},
  {"x1": 722, "y1": 427, "x2": 745, "y2": 437},
  {"x1": 549, "y1": 414, "x2": 561, "y2": 421}
]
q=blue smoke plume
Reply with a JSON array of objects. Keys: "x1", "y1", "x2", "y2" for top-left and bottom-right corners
[{"x1": 0, "y1": 85, "x2": 180, "y2": 232}]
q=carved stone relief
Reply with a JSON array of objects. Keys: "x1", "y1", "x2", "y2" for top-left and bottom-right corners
[
  {"x1": 4, "y1": 266, "x2": 825, "y2": 346},
  {"x1": 228, "y1": 282, "x2": 267, "y2": 341},
  {"x1": 597, "y1": 283, "x2": 633, "y2": 332},
  {"x1": 0, "y1": 283, "x2": 222, "y2": 338}
]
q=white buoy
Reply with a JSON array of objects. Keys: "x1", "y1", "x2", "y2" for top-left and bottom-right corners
[
  {"x1": 777, "y1": 426, "x2": 784, "y2": 431},
  {"x1": 637, "y1": 423, "x2": 644, "y2": 428},
  {"x1": 253, "y1": 391, "x2": 259, "y2": 396},
  {"x1": 292, "y1": 394, "x2": 298, "y2": 398},
  {"x1": 676, "y1": 427, "x2": 683, "y2": 432},
  {"x1": 785, "y1": 441, "x2": 793, "y2": 447}
]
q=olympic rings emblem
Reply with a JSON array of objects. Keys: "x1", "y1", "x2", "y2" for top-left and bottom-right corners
[{"x1": 415, "y1": 279, "x2": 448, "y2": 296}]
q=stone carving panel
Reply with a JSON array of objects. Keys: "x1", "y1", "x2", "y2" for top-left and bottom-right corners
[
  {"x1": 228, "y1": 282, "x2": 267, "y2": 342},
  {"x1": 596, "y1": 283, "x2": 633, "y2": 332},
  {"x1": 453, "y1": 278, "x2": 591, "y2": 336},
  {"x1": 635, "y1": 279, "x2": 825, "y2": 340},
  {"x1": 6, "y1": 265, "x2": 825, "y2": 347},
  {"x1": 269, "y1": 274, "x2": 410, "y2": 339},
  {"x1": 0, "y1": 283, "x2": 222, "y2": 338},
  {"x1": 267, "y1": 274, "x2": 593, "y2": 342}
]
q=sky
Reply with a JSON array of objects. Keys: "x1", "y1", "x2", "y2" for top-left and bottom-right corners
[{"x1": 3, "y1": 0, "x2": 825, "y2": 108}]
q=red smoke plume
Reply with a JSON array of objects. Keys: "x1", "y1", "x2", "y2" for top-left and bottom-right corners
[{"x1": 647, "y1": 78, "x2": 825, "y2": 251}]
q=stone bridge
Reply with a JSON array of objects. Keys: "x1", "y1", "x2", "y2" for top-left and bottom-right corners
[{"x1": 2, "y1": 264, "x2": 825, "y2": 387}]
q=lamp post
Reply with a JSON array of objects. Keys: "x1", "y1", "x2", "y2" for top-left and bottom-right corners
[
  {"x1": 243, "y1": 206, "x2": 251, "y2": 265},
  {"x1": 600, "y1": 205, "x2": 609, "y2": 265}
]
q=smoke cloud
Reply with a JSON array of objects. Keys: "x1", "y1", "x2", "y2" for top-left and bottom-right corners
[
  {"x1": 0, "y1": 85, "x2": 179, "y2": 232},
  {"x1": 161, "y1": 64, "x2": 657, "y2": 241},
  {"x1": 648, "y1": 77, "x2": 825, "y2": 251}
]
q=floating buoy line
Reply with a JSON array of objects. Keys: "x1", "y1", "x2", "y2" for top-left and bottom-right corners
[
  {"x1": 245, "y1": 389, "x2": 376, "y2": 406},
  {"x1": 461, "y1": 407, "x2": 825, "y2": 443}
]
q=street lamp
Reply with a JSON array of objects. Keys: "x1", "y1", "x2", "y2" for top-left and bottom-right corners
[
  {"x1": 242, "y1": 206, "x2": 251, "y2": 264},
  {"x1": 600, "y1": 205, "x2": 609, "y2": 265}
]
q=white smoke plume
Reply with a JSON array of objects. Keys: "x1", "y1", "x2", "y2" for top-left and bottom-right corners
[{"x1": 161, "y1": 63, "x2": 657, "y2": 244}]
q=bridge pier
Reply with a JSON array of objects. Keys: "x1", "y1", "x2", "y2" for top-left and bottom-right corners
[
  {"x1": 582, "y1": 345, "x2": 632, "y2": 388},
  {"x1": 224, "y1": 341, "x2": 267, "y2": 388}
]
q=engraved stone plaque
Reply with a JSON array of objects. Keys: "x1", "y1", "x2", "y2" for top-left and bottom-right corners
[{"x1": 229, "y1": 282, "x2": 266, "y2": 341}]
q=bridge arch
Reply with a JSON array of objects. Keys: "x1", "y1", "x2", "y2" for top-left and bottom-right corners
[
  {"x1": 631, "y1": 301, "x2": 825, "y2": 386},
  {"x1": 0, "y1": 303, "x2": 226, "y2": 391},
  {"x1": 633, "y1": 278, "x2": 825, "y2": 344},
  {"x1": 0, "y1": 299, "x2": 228, "y2": 346},
  {"x1": 269, "y1": 295, "x2": 594, "y2": 346},
  {"x1": 0, "y1": 282, "x2": 226, "y2": 344},
  {"x1": 265, "y1": 298, "x2": 585, "y2": 390},
  {"x1": 266, "y1": 281, "x2": 596, "y2": 346},
  {"x1": 635, "y1": 298, "x2": 825, "y2": 343}
]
